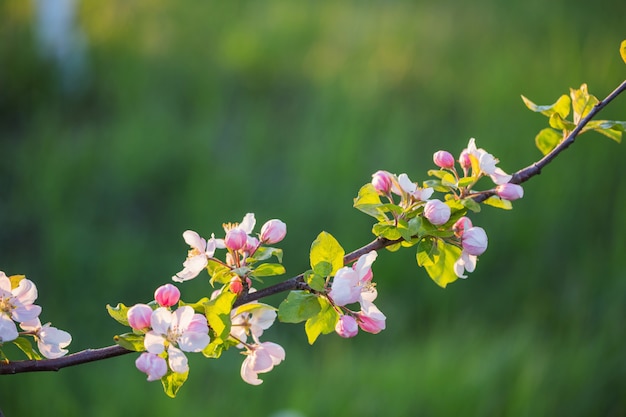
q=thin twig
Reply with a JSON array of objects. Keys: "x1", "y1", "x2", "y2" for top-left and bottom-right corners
[{"x1": 1, "y1": 81, "x2": 624, "y2": 375}]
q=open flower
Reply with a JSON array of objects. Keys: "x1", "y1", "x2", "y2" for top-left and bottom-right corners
[
  {"x1": 465, "y1": 138, "x2": 512, "y2": 185},
  {"x1": 240, "y1": 341, "x2": 286, "y2": 385},
  {"x1": 231, "y1": 303, "x2": 277, "y2": 344},
  {"x1": 173, "y1": 231, "x2": 225, "y2": 282},
  {"x1": 453, "y1": 250, "x2": 477, "y2": 279},
  {"x1": 392, "y1": 173, "x2": 434, "y2": 201},
  {"x1": 135, "y1": 352, "x2": 168, "y2": 381},
  {"x1": 328, "y1": 251, "x2": 378, "y2": 307},
  {"x1": 0, "y1": 272, "x2": 42, "y2": 342},
  {"x1": 20, "y1": 318, "x2": 72, "y2": 359},
  {"x1": 144, "y1": 306, "x2": 210, "y2": 374}
]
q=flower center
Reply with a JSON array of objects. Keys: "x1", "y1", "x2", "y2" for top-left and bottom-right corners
[{"x1": 0, "y1": 292, "x2": 15, "y2": 315}]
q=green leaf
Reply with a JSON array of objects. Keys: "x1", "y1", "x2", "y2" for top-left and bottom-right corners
[
  {"x1": 278, "y1": 291, "x2": 322, "y2": 323},
  {"x1": 202, "y1": 337, "x2": 238, "y2": 359},
  {"x1": 353, "y1": 183, "x2": 387, "y2": 221},
  {"x1": 179, "y1": 297, "x2": 210, "y2": 314},
  {"x1": 12, "y1": 337, "x2": 42, "y2": 360},
  {"x1": 106, "y1": 303, "x2": 131, "y2": 327},
  {"x1": 548, "y1": 113, "x2": 575, "y2": 131},
  {"x1": 305, "y1": 271, "x2": 326, "y2": 292},
  {"x1": 114, "y1": 333, "x2": 146, "y2": 352},
  {"x1": 247, "y1": 246, "x2": 283, "y2": 263},
  {"x1": 535, "y1": 127, "x2": 562, "y2": 155},
  {"x1": 207, "y1": 259, "x2": 235, "y2": 285},
  {"x1": 423, "y1": 240, "x2": 462, "y2": 288},
  {"x1": 252, "y1": 263, "x2": 286, "y2": 277},
  {"x1": 621, "y1": 39, "x2": 626, "y2": 65},
  {"x1": 304, "y1": 297, "x2": 339, "y2": 344},
  {"x1": 372, "y1": 223, "x2": 403, "y2": 240},
  {"x1": 161, "y1": 370, "x2": 189, "y2": 398},
  {"x1": 204, "y1": 291, "x2": 237, "y2": 341},
  {"x1": 312, "y1": 261, "x2": 333, "y2": 277},
  {"x1": 570, "y1": 84, "x2": 598, "y2": 124},
  {"x1": 416, "y1": 237, "x2": 438, "y2": 267},
  {"x1": 457, "y1": 177, "x2": 475, "y2": 188},
  {"x1": 310, "y1": 232, "x2": 345, "y2": 276},
  {"x1": 461, "y1": 197, "x2": 481, "y2": 213},
  {"x1": 385, "y1": 242, "x2": 402, "y2": 252},
  {"x1": 483, "y1": 196, "x2": 513, "y2": 210},
  {"x1": 521, "y1": 94, "x2": 570, "y2": 118},
  {"x1": 583, "y1": 120, "x2": 625, "y2": 143}
]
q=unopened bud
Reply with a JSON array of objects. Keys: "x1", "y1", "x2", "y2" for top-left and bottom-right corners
[
  {"x1": 462, "y1": 226, "x2": 488, "y2": 256},
  {"x1": 433, "y1": 151, "x2": 455, "y2": 169},
  {"x1": 423, "y1": 199, "x2": 451, "y2": 226},
  {"x1": 154, "y1": 284, "x2": 180, "y2": 307},
  {"x1": 495, "y1": 183, "x2": 524, "y2": 201},
  {"x1": 224, "y1": 228, "x2": 248, "y2": 251},
  {"x1": 335, "y1": 315, "x2": 359, "y2": 338},
  {"x1": 459, "y1": 149, "x2": 472, "y2": 170},
  {"x1": 452, "y1": 216, "x2": 473, "y2": 237},
  {"x1": 371, "y1": 170, "x2": 394, "y2": 195},
  {"x1": 260, "y1": 219, "x2": 287, "y2": 244},
  {"x1": 127, "y1": 304, "x2": 153, "y2": 331}
]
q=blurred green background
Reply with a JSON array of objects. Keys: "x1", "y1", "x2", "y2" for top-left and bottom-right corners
[{"x1": 1, "y1": 0, "x2": 626, "y2": 415}]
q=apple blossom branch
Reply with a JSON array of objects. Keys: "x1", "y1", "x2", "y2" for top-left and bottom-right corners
[{"x1": 1, "y1": 79, "x2": 625, "y2": 376}]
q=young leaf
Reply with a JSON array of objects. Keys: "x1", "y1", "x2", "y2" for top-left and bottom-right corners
[
  {"x1": 353, "y1": 183, "x2": 387, "y2": 221},
  {"x1": 161, "y1": 370, "x2": 189, "y2": 398},
  {"x1": 204, "y1": 291, "x2": 237, "y2": 341},
  {"x1": 521, "y1": 94, "x2": 570, "y2": 118},
  {"x1": 304, "y1": 297, "x2": 339, "y2": 344},
  {"x1": 372, "y1": 223, "x2": 403, "y2": 240},
  {"x1": 247, "y1": 246, "x2": 283, "y2": 263},
  {"x1": 483, "y1": 196, "x2": 513, "y2": 210},
  {"x1": 423, "y1": 240, "x2": 462, "y2": 288},
  {"x1": 252, "y1": 263, "x2": 286, "y2": 277},
  {"x1": 114, "y1": 333, "x2": 146, "y2": 352},
  {"x1": 305, "y1": 271, "x2": 326, "y2": 292},
  {"x1": 535, "y1": 127, "x2": 562, "y2": 155},
  {"x1": 12, "y1": 337, "x2": 42, "y2": 360},
  {"x1": 310, "y1": 232, "x2": 345, "y2": 276},
  {"x1": 416, "y1": 237, "x2": 438, "y2": 267},
  {"x1": 570, "y1": 84, "x2": 598, "y2": 124},
  {"x1": 621, "y1": 39, "x2": 626, "y2": 64},
  {"x1": 106, "y1": 303, "x2": 131, "y2": 327},
  {"x1": 582, "y1": 120, "x2": 625, "y2": 143},
  {"x1": 278, "y1": 291, "x2": 322, "y2": 323}
]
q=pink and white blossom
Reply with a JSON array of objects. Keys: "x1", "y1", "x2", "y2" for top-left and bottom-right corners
[
  {"x1": 20, "y1": 318, "x2": 72, "y2": 359},
  {"x1": 259, "y1": 219, "x2": 287, "y2": 245},
  {"x1": 335, "y1": 314, "x2": 359, "y2": 338},
  {"x1": 466, "y1": 138, "x2": 512, "y2": 184},
  {"x1": 496, "y1": 183, "x2": 524, "y2": 201},
  {"x1": 423, "y1": 199, "x2": 451, "y2": 225},
  {"x1": 240, "y1": 341, "x2": 286, "y2": 385},
  {"x1": 462, "y1": 227, "x2": 488, "y2": 256},
  {"x1": 371, "y1": 170, "x2": 394, "y2": 195},
  {"x1": 135, "y1": 352, "x2": 168, "y2": 381},
  {"x1": 433, "y1": 150, "x2": 455, "y2": 169},
  {"x1": 452, "y1": 216, "x2": 473, "y2": 237},
  {"x1": 173, "y1": 231, "x2": 225, "y2": 282},
  {"x1": 154, "y1": 284, "x2": 180, "y2": 308},
  {"x1": 328, "y1": 251, "x2": 378, "y2": 307},
  {"x1": 453, "y1": 250, "x2": 477, "y2": 279},
  {"x1": 231, "y1": 303, "x2": 277, "y2": 344},
  {"x1": 127, "y1": 303, "x2": 153, "y2": 331},
  {"x1": 144, "y1": 306, "x2": 210, "y2": 374},
  {"x1": 0, "y1": 272, "x2": 42, "y2": 343},
  {"x1": 357, "y1": 305, "x2": 387, "y2": 334},
  {"x1": 392, "y1": 173, "x2": 434, "y2": 201}
]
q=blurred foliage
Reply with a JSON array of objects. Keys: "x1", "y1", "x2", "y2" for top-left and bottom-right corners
[{"x1": 1, "y1": 0, "x2": 626, "y2": 415}]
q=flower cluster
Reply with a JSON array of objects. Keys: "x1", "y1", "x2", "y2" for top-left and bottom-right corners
[
  {"x1": 359, "y1": 138, "x2": 522, "y2": 285},
  {"x1": 0, "y1": 271, "x2": 71, "y2": 359},
  {"x1": 329, "y1": 251, "x2": 386, "y2": 337}
]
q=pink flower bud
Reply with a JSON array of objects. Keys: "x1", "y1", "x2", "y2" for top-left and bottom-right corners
[
  {"x1": 371, "y1": 170, "x2": 394, "y2": 195},
  {"x1": 224, "y1": 228, "x2": 248, "y2": 251},
  {"x1": 433, "y1": 151, "x2": 455, "y2": 169},
  {"x1": 462, "y1": 226, "x2": 488, "y2": 256},
  {"x1": 423, "y1": 199, "x2": 451, "y2": 226},
  {"x1": 335, "y1": 315, "x2": 358, "y2": 338},
  {"x1": 135, "y1": 352, "x2": 168, "y2": 381},
  {"x1": 452, "y1": 216, "x2": 473, "y2": 238},
  {"x1": 459, "y1": 149, "x2": 472, "y2": 170},
  {"x1": 127, "y1": 304, "x2": 153, "y2": 330},
  {"x1": 260, "y1": 219, "x2": 287, "y2": 244},
  {"x1": 243, "y1": 236, "x2": 259, "y2": 253},
  {"x1": 154, "y1": 284, "x2": 180, "y2": 307},
  {"x1": 229, "y1": 276, "x2": 244, "y2": 295},
  {"x1": 357, "y1": 310, "x2": 386, "y2": 334},
  {"x1": 495, "y1": 183, "x2": 524, "y2": 201}
]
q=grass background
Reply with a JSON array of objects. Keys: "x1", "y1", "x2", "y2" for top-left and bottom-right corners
[{"x1": 1, "y1": 0, "x2": 626, "y2": 415}]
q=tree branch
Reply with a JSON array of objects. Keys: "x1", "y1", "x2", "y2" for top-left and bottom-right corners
[{"x1": 2, "y1": 81, "x2": 624, "y2": 375}]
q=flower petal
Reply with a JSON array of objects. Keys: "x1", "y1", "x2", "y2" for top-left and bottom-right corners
[
  {"x1": 144, "y1": 331, "x2": 166, "y2": 354},
  {"x1": 167, "y1": 345, "x2": 189, "y2": 373},
  {"x1": 0, "y1": 314, "x2": 18, "y2": 342}
]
